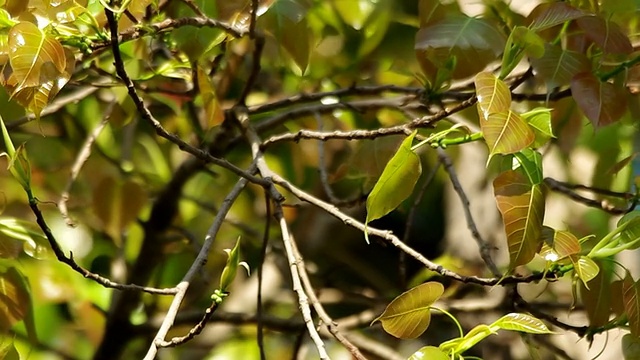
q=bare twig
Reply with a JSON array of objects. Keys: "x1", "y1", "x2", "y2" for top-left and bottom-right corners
[
  {"x1": 438, "y1": 148, "x2": 502, "y2": 277},
  {"x1": 257, "y1": 191, "x2": 271, "y2": 360},
  {"x1": 544, "y1": 177, "x2": 636, "y2": 214},
  {"x1": 58, "y1": 103, "x2": 113, "y2": 226},
  {"x1": 154, "y1": 299, "x2": 221, "y2": 348},
  {"x1": 314, "y1": 112, "x2": 341, "y2": 203}
]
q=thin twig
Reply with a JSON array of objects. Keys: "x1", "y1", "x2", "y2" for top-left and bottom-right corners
[
  {"x1": 544, "y1": 178, "x2": 636, "y2": 214},
  {"x1": 155, "y1": 299, "x2": 221, "y2": 347},
  {"x1": 314, "y1": 112, "x2": 341, "y2": 203},
  {"x1": 257, "y1": 191, "x2": 271, "y2": 360},
  {"x1": 58, "y1": 103, "x2": 113, "y2": 226},
  {"x1": 438, "y1": 148, "x2": 502, "y2": 277}
]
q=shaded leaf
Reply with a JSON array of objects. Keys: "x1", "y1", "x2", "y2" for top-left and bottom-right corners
[
  {"x1": 409, "y1": 346, "x2": 449, "y2": 360},
  {"x1": 611, "y1": 280, "x2": 626, "y2": 317},
  {"x1": 366, "y1": 131, "x2": 421, "y2": 240},
  {"x1": 491, "y1": 313, "x2": 553, "y2": 334},
  {"x1": 623, "y1": 333, "x2": 640, "y2": 360},
  {"x1": 623, "y1": 272, "x2": 640, "y2": 337},
  {"x1": 344, "y1": 135, "x2": 404, "y2": 191},
  {"x1": 93, "y1": 177, "x2": 147, "y2": 244},
  {"x1": 530, "y1": 44, "x2": 590, "y2": 91},
  {"x1": 580, "y1": 262, "x2": 612, "y2": 327},
  {"x1": 513, "y1": 149, "x2": 543, "y2": 185},
  {"x1": 482, "y1": 111, "x2": 535, "y2": 157},
  {"x1": 608, "y1": 153, "x2": 638, "y2": 176},
  {"x1": 521, "y1": 107, "x2": 554, "y2": 148},
  {"x1": 372, "y1": 282, "x2": 444, "y2": 339},
  {"x1": 474, "y1": 71, "x2": 511, "y2": 121},
  {"x1": 0, "y1": 218, "x2": 50, "y2": 259},
  {"x1": 0, "y1": 335, "x2": 19, "y2": 360},
  {"x1": 494, "y1": 170, "x2": 545, "y2": 269},
  {"x1": 500, "y1": 26, "x2": 545, "y2": 78},
  {"x1": 571, "y1": 72, "x2": 627, "y2": 128},
  {"x1": 415, "y1": 15, "x2": 505, "y2": 80},
  {"x1": 197, "y1": 65, "x2": 224, "y2": 128},
  {"x1": 576, "y1": 16, "x2": 633, "y2": 55},
  {"x1": 529, "y1": 2, "x2": 585, "y2": 31},
  {"x1": 261, "y1": 0, "x2": 312, "y2": 73},
  {"x1": 618, "y1": 212, "x2": 640, "y2": 248},
  {"x1": 0, "y1": 266, "x2": 36, "y2": 341}
]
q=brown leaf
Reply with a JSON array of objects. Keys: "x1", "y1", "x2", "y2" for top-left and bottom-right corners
[{"x1": 571, "y1": 72, "x2": 627, "y2": 128}]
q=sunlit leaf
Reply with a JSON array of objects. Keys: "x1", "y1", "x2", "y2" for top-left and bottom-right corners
[
  {"x1": 0, "y1": 265, "x2": 36, "y2": 341},
  {"x1": 219, "y1": 236, "x2": 243, "y2": 292},
  {"x1": 513, "y1": 149, "x2": 543, "y2": 185},
  {"x1": 493, "y1": 170, "x2": 545, "y2": 269},
  {"x1": 580, "y1": 262, "x2": 612, "y2": 327},
  {"x1": 623, "y1": 333, "x2": 640, "y2": 360},
  {"x1": 409, "y1": 346, "x2": 449, "y2": 360},
  {"x1": 93, "y1": 176, "x2": 147, "y2": 245},
  {"x1": 521, "y1": 107, "x2": 554, "y2": 148},
  {"x1": 539, "y1": 227, "x2": 580, "y2": 262},
  {"x1": 474, "y1": 71, "x2": 511, "y2": 121},
  {"x1": 372, "y1": 282, "x2": 444, "y2": 339},
  {"x1": 415, "y1": 15, "x2": 505, "y2": 80},
  {"x1": 333, "y1": 0, "x2": 376, "y2": 30},
  {"x1": 576, "y1": 15, "x2": 633, "y2": 55},
  {"x1": 197, "y1": 65, "x2": 224, "y2": 128},
  {"x1": 439, "y1": 324, "x2": 494, "y2": 354},
  {"x1": 0, "y1": 218, "x2": 50, "y2": 260},
  {"x1": 571, "y1": 72, "x2": 628, "y2": 128},
  {"x1": 482, "y1": 111, "x2": 535, "y2": 157},
  {"x1": 529, "y1": 2, "x2": 585, "y2": 31},
  {"x1": 530, "y1": 44, "x2": 590, "y2": 91},
  {"x1": 623, "y1": 272, "x2": 640, "y2": 337},
  {"x1": 0, "y1": 334, "x2": 19, "y2": 360},
  {"x1": 366, "y1": 131, "x2": 421, "y2": 241},
  {"x1": 491, "y1": 313, "x2": 553, "y2": 334},
  {"x1": 573, "y1": 256, "x2": 599, "y2": 288},
  {"x1": 618, "y1": 212, "x2": 640, "y2": 248}
]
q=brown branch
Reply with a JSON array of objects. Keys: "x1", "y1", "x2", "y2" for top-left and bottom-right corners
[
  {"x1": 544, "y1": 177, "x2": 636, "y2": 215},
  {"x1": 156, "y1": 299, "x2": 221, "y2": 348}
]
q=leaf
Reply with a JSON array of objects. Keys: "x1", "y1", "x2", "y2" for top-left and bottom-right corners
[
  {"x1": 529, "y1": 2, "x2": 585, "y2": 31},
  {"x1": 344, "y1": 136, "x2": 404, "y2": 191},
  {"x1": 261, "y1": 0, "x2": 312, "y2": 73},
  {"x1": 93, "y1": 176, "x2": 147, "y2": 245},
  {"x1": 482, "y1": 110, "x2": 535, "y2": 157},
  {"x1": 491, "y1": 313, "x2": 553, "y2": 334},
  {"x1": 539, "y1": 227, "x2": 580, "y2": 262},
  {"x1": 0, "y1": 335, "x2": 19, "y2": 360},
  {"x1": 521, "y1": 107, "x2": 554, "y2": 148},
  {"x1": 572, "y1": 256, "x2": 600, "y2": 288},
  {"x1": 0, "y1": 265, "x2": 36, "y2": 341},
  {"x1": 500, "y1": 26, "x2": 545, "y2": 79},
  {"x1": 440, "y1": 324, "x2": 495, "y2": 354},
  {"x1": 618, "y1": 212, "x2": 640, "y2": 248},
  {"x1": 409, "y1": 346, "x2": 449, "y2": 360},
  {"x1": 571, "y1": 72, "x2": 628, "y2": 128},
  {"x1": 580, "y1": 262, "x2": 612, "y2": 327},
  {"x1": 493, "y1": 170, "x2": 545, "y2": 269},
  {"x1": 608, "y1": 153, "x2": 638, "y2": 176},
  {"x1": 415, "y1": 15, "x2": 505, "y2": 80},
  {"x1": 576, "y1": 15, "x2": 633, "y2": 55},
  {"x1": 219, "y1": 236, "x2": 243, "y2": 292},
  {"x1": 623, "y1": 333, "x2": 640, "y2": 360},
  {"x1": 333, "y1": 0, "x2": 376, "y2": 30},
  {"x1": 623, "y1": 272, "x2": 640, "y2": 337},
  {"x1": 0, "y1": 115, "x2": 31, "y2": 192},
  {"x1": 197, "y1": 65, "x2": 224, "y2": 128},
  {"x1": 530, "y1": 44, "x2": 590, "y2": 91},
  {"x1": 513, "y1": 149, "x2": 543, "y2": 185},
  {"x1": 474, "y1": 71, "x2": 511, "y2": 121},
  {"x1": 611, "y1": 280, "x2": 626, "y2": 317},
  {"x1": 365, "y1": 131, "x2": 421, "y2": 241},
  {"x1": 0, "y1": 218, "x2": 50, "y2": 259},
  {"x1": 372, "y1": 282, "x2": 444, "y2": 339}
]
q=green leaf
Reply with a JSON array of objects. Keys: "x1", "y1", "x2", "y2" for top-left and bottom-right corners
[
  {"x1": 474, "y1": 71, "x2": 511, "y2": 121},
  {"x1": 409, "y1": 346, "x2": 449, "y2": 360},
  {"x1": 623, "y1": 333, "x2": 640, "y2": 360},
  {"x1": 572, "y1": 256, "x2": 599, "y2": 288},
  {"x1": 333, "y1": 0, "x2": 376, "y2": 30},
  {"x1": 580, "y1": 262, "x2": 613, "y2": 327},
  {"x1": 416, "y1": 15, "x2": 505, "y2": 80},
  {"x1": 619, "y1": 212, "x2": 640, "y2": 248},
  {"x1": 372, "y1": 282, "x2": 444, "y2": 339},
  {"x1": 513, "y1": 149, "x2": 543, "y2": 185},
  {"x1": 529, "y1": 2, "x2": 585, "y2": 31},
  {"x1": 93, "y1": 176, "x2": 147, "y2": 245},
  {"x1": 365, "y1": 131, "x2": 421, "y2": 242},
  {"x1": 571, "y1": 72, "x2": 627, "y2": 128},
  {"x1": 491, "y1": 313, "x2": 553, "y2": 334},
  {"x1": 0, "y1": 218, "x2": 49, "y2": 259},
  {"x1": 0, "y1": 265, "x2": 36, "y2": 342},
  {"x1": 197, "y1": 65, "x2": 224, "y2": 128},
  {"x1": 539, "y1": 227, "x2": 580, "y2": 262},
  {"x1": 500, "y1": 26, "x2": 545, "y2": 79},
  {"x1": 493, "y1": 170, "x2": 545, "y2": 270},
  {"x1": 0, "y1": 115, "x2": 31, "y2": 192},
  {"x1": 439, "y1": 324, "x2": 494, "y2": 355},
  {"x1": 623, "y1": 272, "x2": 640, "y2": 337},
  {"x1": 261, "y1": 0, "x2": 312, "y2": 73},
  {"x1": 521, "y1": 107, "x2": 554, "y2": 148},
  {"x1": 530, "y1": 44, "x2": 590, "y2": 91},
  {"x1": 0, "y1": 335, "x2": 19, "y2": 360},
  {"x1": 219, "y1": 236, "x2": 244, "y2": 292},
  {"x1": 482, "y1": 111, "x2": 535, "y2": 157}
]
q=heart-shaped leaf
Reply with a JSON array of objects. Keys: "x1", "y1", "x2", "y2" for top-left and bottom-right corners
[
  {"x1": 409, "y1": 346, "x2": 449, "y2": 360},
  {"x1": 573, "y1": 256, "x2": 600, "y2": 288},
  {"x1": 372, "y1": 282, "x2": 444, "y2": 339},
  {"x1": 580, "y1": 262, "x2": 613, "y2": 327},
  {"x1": 539, "y1": 227, "x2": 580, "y2": 262},
  {"x1": 521, "y1": 107, "x2": 554, "y2": 148},
  {"x1": 576, "y1": 15, "x2": 633, "y2": 55},
  {"x1": 494, "y1": 170, "x2": 545, "y2": 269},
  {"x1": 531, "y1": 44, "x2": 590, "y2": 91},
  {"x1": 482, "y1": 111, "x2": 535, "y2": 157},
  {"x1": 491, "y1": 313, "x2": 553, "y2": 334},
  {"x1": 475, "y1": 72, "x2": 511, "y2": 120},
  {"x1": 529, "y1": 2, "x2": 585, "y2": 31},
  {"x1": 571, "y1": 72, "x2": 627, "y2": 128}
]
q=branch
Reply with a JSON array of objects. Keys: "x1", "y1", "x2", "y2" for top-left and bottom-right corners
[{"x1": 544, "y1": 177, "x2": 636, "y2": 215}]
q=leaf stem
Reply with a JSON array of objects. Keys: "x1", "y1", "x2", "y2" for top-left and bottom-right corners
[{"x1": 431, "y1": 306, "x2": 464, "y2": 338}]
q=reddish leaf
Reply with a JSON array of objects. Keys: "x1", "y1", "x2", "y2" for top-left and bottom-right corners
[
  {"x1": 494, "y1": 170, "x2": 545, "y2": 269},
  {"x1": 624, "y1": 272, "x2": 640, "y2": 337},
  {"x1": 531, "y1": 44, "x2": 590, "y2": 90},
  {"x1": 482, "y1": 111, "x2": 535, "y2": 157},
  {"x1": 611, "y1": 280, "x2": 626, "y2": 317},
  {"x1": 571, "y1": 72, "x2": 627, "y2": 128},
  {"x1": 580, "y1": 261, "x2": 611, "y2": 327},
  {"x1": 529, "y1": 2, "x2": 585, "y2": 31},
  {"x1": 576, "y1": 16, "x2": 633, "y2": 55},
  {"x1": 539, "y1": 227, "x2": 580, "y2": 262},
  {"x1": 0, "y1": 266, "x2": 35, "y2": 341}
]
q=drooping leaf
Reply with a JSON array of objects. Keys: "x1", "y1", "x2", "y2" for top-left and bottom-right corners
[
  {"x1": 0, "y1": 265, "x2": 36, "y2": 341},
  {"x1": 474, "y1": 71, "x2": 511, "y2": 121},
  {"x1": 623, "y1": 333, "x2": 640, "y2": 360},
  {"x1": 623, "y1": 272, "x2": 640, "y2": 337},
  {"x1": 93, "y1": 176, "x2": 147, "y2": 245},
  {"x1": 0, "y1": 218, "x2": 50, "y2": 259},
  {"x1": 521, "y1": 107, "x2": 554, "y2": 148},
  {"x1": 513, "y1": 149, "x2": 543, "y2": 185},
  {"x1": 611, "y1": 280, "x2": 626, "y2": 317},
  {"x1": 372, "y1": 282, "x2": 444, "y2": 339},
  {"x1": 482, "y1": 111, "x2": 535, "y2": 157},
  {"x1": 618, "y1": 212, "x2": 640, "y2": 248},
  {"x1": 529, "y1": 2, "x2": 585, "y2": 31},
  {"x1": 539, "y1": 227, "x2": 580, "y2": 262},
  {"x1": 415, "y1": 15, "x2": 505, "y2": 80},
  {"x1": 490, "y1": 313, "x2": 553, "y2": 334},
  {"x1": 576, "y1": 15, "x2": 633, "y2": 55},
  {"x1": 344, "y1": 135, "x2": 404, "y2": 192},
  {"x1": 365, "y1": 131, "x2": 421, "y2": 241},
  {"x1": 493, "y1": 170, "x2": 545, "y2": 269},
  {"x1": 608, "y1": 153, "x2": 638, "y2": 176},
  {"x1": 261, "y1": 0, "x2": 312, "y2": 73},
  {"x1": 439, "y1": 324, "x2": 495, "y2": 355},
  {"x1": 530, "y1": 44, "x2": 591, "y2": 91},
  {"x1": 571, "y1": 72, "x2": 628, "y2": 128},
  {"x1": 409, "y1": 346, "x2": 449, "y2": 360},
  {"x1": 197, "y1": 65, "x2": 224, "y2": 128},
  {"x1": 573, "y1": 256, "x2": 600, "y2": 288},
  {"x1": 580, "y1": 262, "x2": 612, "y2": 327}
]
